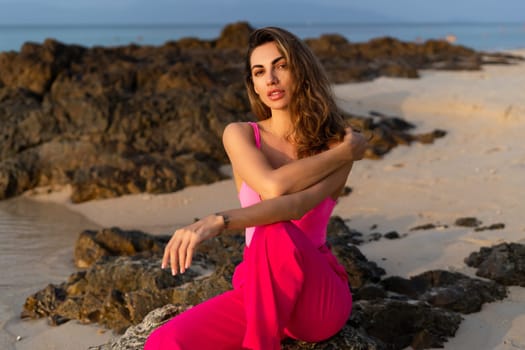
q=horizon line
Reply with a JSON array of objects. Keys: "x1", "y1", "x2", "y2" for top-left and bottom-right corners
[{"x1": 0, "y1": 20, "x2": 524, "y2": 28}]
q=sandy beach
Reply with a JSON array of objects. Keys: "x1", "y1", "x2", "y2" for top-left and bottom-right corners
[{"x1": 2, "y1": 49, "x2": 524, "y2": 349}]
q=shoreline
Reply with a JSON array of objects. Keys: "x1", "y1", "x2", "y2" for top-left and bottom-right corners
[{"x1": 4, "y1": 51, "x2": 525, "y2": 349}]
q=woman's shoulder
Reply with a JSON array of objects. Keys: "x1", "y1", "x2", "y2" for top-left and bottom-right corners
[
  {"x1": 224, "y1": 121, "x2": 253, "y2": 135},
  {"x1": 223, "y1": 121, "x2": 259, "y2": 144}
]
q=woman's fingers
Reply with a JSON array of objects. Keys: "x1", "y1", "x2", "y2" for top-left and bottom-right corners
[
  {"x1": 161, "y1": 229, "x2": 200, "y2": 275},
  {"x1": 178, "y1": 236, "x2": 190, "y2": 274},
  {"x1": 161, "y1": 216, "x2": 220, "y2": 275},
  {"x1": 185, "y1": 243, "x2": 195, "y2": 270},
  {"x1": 161, "y1": 238, "x2": 173, "y2": 270},
  {"x1": 170, "y1": 237, "x2": 181, "y2": 275}
]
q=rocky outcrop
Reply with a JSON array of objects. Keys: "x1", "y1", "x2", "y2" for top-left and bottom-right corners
[
  {"x1": 305, "y1": 34, "x2": 496, "y2": 83},
  {"x1": 23, "y1": 219, "x2": 511, "y2": 349},
  {"x1": 381, "y1": 270, "x2": 507, "y2": 313},
  {"x1": 350, "y1": 299, "x2": 462, "y2": 350},
  {"x1": 89, "y1": 302, "x2": 389, "y2": 350},
  {"x1": 88, "y1": 304, "x2": 191, "y2": 350},
  {"x1": 22, "y1": 221, "x2": 383, "y2": 333},
  {"x1": 4, "y1": 21, "x2": 520, "y2": 203},
  {"x1": 465, "y1": 242, "x2": 525, "y2": 286},
  {"x1": 21, "y1": 229, "x2": 245, "y2": 333},
  {"x1": 74, "y1": 227, "x2": 169, "y2": 268}
]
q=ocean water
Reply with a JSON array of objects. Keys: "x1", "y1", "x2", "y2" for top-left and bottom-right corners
[{"x1": 0, "y1": 22, "x2": 524, "y2": 53}]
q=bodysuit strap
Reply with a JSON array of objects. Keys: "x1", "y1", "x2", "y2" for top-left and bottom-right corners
[{"x1": 248, "y1": 122, "x2": 261, "y2": 149}]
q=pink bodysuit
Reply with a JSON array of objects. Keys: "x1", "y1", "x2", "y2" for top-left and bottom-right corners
[
  {"x1": 239, "y1": 122, "x2": 336, "y2": 248},
  {"x1": 145, "y1": 121, "x2": 352, "y2": 350}
]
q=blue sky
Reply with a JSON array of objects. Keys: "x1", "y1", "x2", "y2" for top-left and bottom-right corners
[{"x1": 0, "y1": 0, "x2": 524, "y2": 24}]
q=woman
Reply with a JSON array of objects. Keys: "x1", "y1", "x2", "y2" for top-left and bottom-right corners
[{"x1": 145, "y1": 27, "x2": 367, "y2": 350}]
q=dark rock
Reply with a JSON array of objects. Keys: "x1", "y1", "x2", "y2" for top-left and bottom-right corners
[
  {"x1": 74, "y1": 227, "x2": 169, "y2": 268},
  {"x1": 465, "y1": 242, "x2": 525, "y2": 286},
  {"x1": 381, "y1": 275, "x2": 427, "y2": 299},
  {"x1": 349, "y1": 298, "x2": 462, "y2": 349},
  {"x1": 410, "y1": 223, "x2": 437, "y2": 231},
  {"x1": 304, "y1": 35, "x2": 524, "y2": 85},
  {"x1": 354, "y1": 283, "x2": 387, "y2": 301},
  {"x1": 215, "y1": 21, "x2": 254, "y2": 49},
  {"x1": 345, "y1": 112, "x2": 447, "y2": 160},
  {"x1": 474, "y1": 223, "x2": 505, "y2": 232},
  {"x1": 21, "y1": 284, "x2": 67, "y2": 319},
  {"x1": 22, "y1": 254, "x2": 200, "y2": 332},
  {"x1": 409, "y1": 223, "x2": 448, "y2": 231},
  {"x1": 327, "y1": 216, "x2": 363, "y2": 245},
  {"x1": 3, "y1": 23, "x2": 521, "y2": 202},
  {"x1": 369, "y1": 111, "x2": 415, "y2": 131},
  {"x1": 339, "y1": 186, "x2": 353, "y2": 197},
  {"x1": 0, "y1": 35, "x2": 250, "y2": 202},
  {"x1": 368, "y1": 233, "x2": 383, "y2": 242},
  {"x1": 413, "y1": 129, "x2": 447, "y2": 144},
  {"x1": 332, "y1": 244, "x2": 386, "y2": 289},
  {"x1": 382, "y1": 270, "x2": 507, "y2": 313},
  {"x1": 22, "y1": 228, "x2": 245, "y2": 333},
  {"x1": 455, "y1": 217, "x2": 482, "y2": 227},
  {"x1": 0, "y1": 39, "x2": 85, "y2": 95},
  {"x1": 384, "y1": 231, "x2": 400, "y2": 239},
  {"x1": 325, "y1": 217, "x2": 385, "y2": 288}
]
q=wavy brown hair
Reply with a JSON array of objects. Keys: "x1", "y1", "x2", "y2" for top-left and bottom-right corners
[{"x1": 244, "y1": 27, "x2": 346, "y2": 159}]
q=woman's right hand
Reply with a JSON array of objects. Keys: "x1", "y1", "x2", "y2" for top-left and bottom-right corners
[
  {"x1": 340, "y1": 127, "x2": 368, "y2": 161},
  {"x1": 162, "y1": 214, "x2": 224, "y2": 276}
]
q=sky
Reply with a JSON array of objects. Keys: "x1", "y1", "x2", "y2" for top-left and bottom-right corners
[{"x1": 0, "y1": 0, "x2": 524, "y2": 25}]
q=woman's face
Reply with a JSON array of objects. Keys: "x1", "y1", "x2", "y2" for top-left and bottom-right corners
[{"x1": 249, "y1": 41, "x2": 294, "y2": 113}]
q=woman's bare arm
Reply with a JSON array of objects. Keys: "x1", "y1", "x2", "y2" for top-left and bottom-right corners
[
  {"x1": 223, "y1": 122, "x2": 365, "y2": 199},
  {"x1": 162, "y1": 162, "x2": 353, "y2": 275},
  {"x1": 220, "y1": 163, "x2": 352, "y2": 228}
]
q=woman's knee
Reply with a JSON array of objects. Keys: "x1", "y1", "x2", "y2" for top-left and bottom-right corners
[
  {"x1": 144, "y1": 321, "x2": 183, "y2": 350},
  {"x1": 144, "y1": 325, "x2": 164, "y2": 350}
]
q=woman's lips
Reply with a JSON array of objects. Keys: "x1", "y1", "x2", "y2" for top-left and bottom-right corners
[{"x1": 267, "y1": 89, "x2": 285, "y2": 101}]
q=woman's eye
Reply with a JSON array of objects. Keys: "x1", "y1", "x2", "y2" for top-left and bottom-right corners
[
  {"x1": 253, "y1": 70, "x2": 263, "y2": 77},
  {"x1": 277, "y1": 63, "x2": 287, "y2": 70}
]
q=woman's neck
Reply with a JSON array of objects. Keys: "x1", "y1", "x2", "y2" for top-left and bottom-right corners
[{"x1": 267, "y1": 110, "x2": 294, "y2": 140}]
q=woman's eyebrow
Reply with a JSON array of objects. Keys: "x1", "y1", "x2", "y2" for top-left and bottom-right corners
[{"x1": 251, "y1": 56, "x2": 285, "y2": 70}]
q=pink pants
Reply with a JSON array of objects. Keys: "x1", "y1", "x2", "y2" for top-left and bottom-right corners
[{"x1": 144, "y1": 222, "x2": 352, "y2": 350}]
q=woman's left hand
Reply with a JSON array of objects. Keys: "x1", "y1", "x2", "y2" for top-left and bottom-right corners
[{"x1": 162, "y1": 214, "x2": 224, "y2": 275}]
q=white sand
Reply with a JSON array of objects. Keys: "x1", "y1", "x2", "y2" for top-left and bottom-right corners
[{"x1": 13, "y1": 50, "x2": 525, "y2": 349}]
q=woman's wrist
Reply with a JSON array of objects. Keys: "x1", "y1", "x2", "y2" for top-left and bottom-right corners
[
  {"x1": 215, "y1": 212, "x2": 230, "y2": 231},
  {"x1": 334, "y1": 141, "x2": 354, "y2": 161}
]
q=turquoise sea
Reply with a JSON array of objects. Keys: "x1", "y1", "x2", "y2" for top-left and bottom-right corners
[{"x1": 1, "y1": 22, "x2": 524, "y2": 53}]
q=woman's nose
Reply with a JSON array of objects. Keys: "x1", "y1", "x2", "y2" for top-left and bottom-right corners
[{"x1": 266, "y1": 70, "x2": 278, "y2": 85}]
